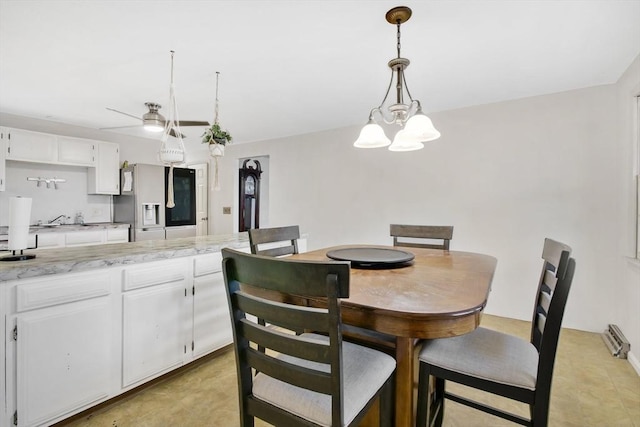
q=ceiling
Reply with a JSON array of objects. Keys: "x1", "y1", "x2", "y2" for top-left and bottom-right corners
[{"x1": 1, "y1": 0, "x2": 639, "y2": 145}]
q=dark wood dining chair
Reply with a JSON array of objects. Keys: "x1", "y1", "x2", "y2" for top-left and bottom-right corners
[
  {"x1": 221, "y1": 248, "x2": 396, "y2": 427},
  {"x1": 390, "y1": 224, "x2": 454, "y2": 250},
  {"x1": 415, "y1": 238, "x2": 576, "y2": 427},
  {"x1": 248, "y1": 225, "x2": 300, "y2": 257}
]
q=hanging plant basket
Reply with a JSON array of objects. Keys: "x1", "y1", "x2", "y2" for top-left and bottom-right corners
[{"x1": 209, "y1": 142, "x2": 225, "y2": 157}]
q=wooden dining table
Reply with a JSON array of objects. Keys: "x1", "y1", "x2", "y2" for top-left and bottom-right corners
[{"x1": 290, "y1": 245, "x2": 497, "y2": 427}]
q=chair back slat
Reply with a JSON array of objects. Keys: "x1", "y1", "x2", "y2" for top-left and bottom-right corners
[
  {"x1": 235, "y1": 292, "x2": 330, "y2": 334},
  {"x1": 249, "y1": 225, "x2": 300, "y2": 257},
  {"x1": 225, "y1": 250, "x2": 349, "y2": 298},
  {"x1": 238, "y1": 320, "x2": 331, "y2": 364},
  {"x1": 245, "y1": 347, "x2": 334, "y2": 394},
  {"x1": 538, "y1": 291, "x2": 551, "y2": 314},
  {"x1": 543, "y1": 270, "x2": 558, "y2": 292},
  {"x1": 536, "y1": 312, "x2": 547, "y2": 335},
  {"x1": 390, "y1": 224, "x2": 454, "y2": 250}
]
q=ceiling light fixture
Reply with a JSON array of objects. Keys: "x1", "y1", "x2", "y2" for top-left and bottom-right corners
[
  {"x1": 354, "y1": 6, "x2": 440, "y2": 151},
  {"x1": 142, "y1": 102, "x2": 165, "y2": 132}
]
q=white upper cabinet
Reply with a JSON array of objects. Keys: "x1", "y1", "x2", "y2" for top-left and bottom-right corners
[
  {"x1": 0, "y1": 127, "x2": 120, "y2": 194},
  {"x1": 88, "y1": 142, "x2": 119, "y2": 195},
  {"x1": 57, "y1": 136, "x2": 95, "y2": 166},
  {"x1": 5, "y1": 128, "x2": 58, "y2": 163},
  {"x1": 0, "y1": 127, "x2": 6, "y2": 191}
]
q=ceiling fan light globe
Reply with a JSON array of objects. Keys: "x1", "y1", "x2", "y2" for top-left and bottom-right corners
[
  {"x1": 354, "y1": 122, "x2": 391, "y2": 148},
  {"x1": 143, "y1": 122, "x2": 164, "y2": 132},
  {"x1": 403, "y1": 112, "x2": 441, "y2": 142},
  {"x1": 388, "y1": 129, "x2": 424, "y2": 151}
]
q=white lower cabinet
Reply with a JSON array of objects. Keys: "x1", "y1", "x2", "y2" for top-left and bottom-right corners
[
  {"x1": 192, "y1": 253, "x2": 232, "y2": 358},
  {"x1": 65, "y1": 230, "x2": 105, "y2": 247},
  {"x1": 8, "y1": 269, "x2": 118, "y2": 427},
  {"x1": 16, "y1": 297, "x2": 112, "y2": 427},
  {"x1": 3, "y1": 251, "x2": 233, "y2": 426},
  {"x1": 122, "y1": 280, "x2": 189, "y2": 387},
  {"x1": 35, "y1": 232, "x2": 65, "y2": 249}
]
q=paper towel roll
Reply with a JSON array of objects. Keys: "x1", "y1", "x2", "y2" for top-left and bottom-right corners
[{"x1": 8, "y1": 197, "x2": 32, "y2": 251}]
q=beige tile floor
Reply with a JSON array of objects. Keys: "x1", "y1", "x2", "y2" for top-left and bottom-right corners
[{"x1": 58, "y1": 315, "x2": 639, "y2": 427}]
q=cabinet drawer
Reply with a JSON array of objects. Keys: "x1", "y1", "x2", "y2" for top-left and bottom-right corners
[
  {"x1": 123, "y1": 258, "x2": 188, "y2": 291},
  {"x1": 16, "y1": 270, "x2": 112, "y2": 312},
  {"x1": 193, "y1": 252, "x2": 223, "y2": 277},
  {"x1": 106, "y1": 228, "x2": 129, "y2": 243},
  {"x1": 65, "y1": 230, "x2": 104, "y2": 246},
  {"x1": 36, "y1": 233, "x2": 65, "y2": 249}
]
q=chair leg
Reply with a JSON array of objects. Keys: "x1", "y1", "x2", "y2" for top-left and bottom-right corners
[
  {"x1": 417, "y1": 363, "x2": 447, "y2": 427},
  {"x1": 416, "y1": 362, "x2": 429, "y2": 427},
  {"x1": 378, "y1": 376, "x2": 394, "y2": 427},
  {"x1": 433, "y1": 376, "x2": 445, "y2": 427},
  {"x1": 531, "y1": 401, "x2": 549, "y2": 427}
]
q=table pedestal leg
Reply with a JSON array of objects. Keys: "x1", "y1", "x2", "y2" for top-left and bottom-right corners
[{"x1": 395, "y1": 336, "x2": 415, "y2": 427}]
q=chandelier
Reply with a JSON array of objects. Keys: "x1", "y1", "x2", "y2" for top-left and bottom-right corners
[{"x1": 354, "y1": 6, "x2": 440, "y2": 151}]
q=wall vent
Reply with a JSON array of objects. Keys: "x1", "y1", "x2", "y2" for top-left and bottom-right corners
[{"x1": 602, "y1": 324, "x2": 630, "y2": 359}]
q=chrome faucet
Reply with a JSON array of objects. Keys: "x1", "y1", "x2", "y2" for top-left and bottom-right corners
[{"x1": 48, "y1": 215, "x2": 67, "y2": 224}]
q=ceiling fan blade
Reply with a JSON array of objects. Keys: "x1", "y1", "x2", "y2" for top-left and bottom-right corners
[
  {"x1": 100, "y1": 125, "x2": 143, "y2": 130},
  {"x1": 106, "y1": 107, "x2": 142, "y2": 121},
  {"x1": 169, "y1": 128, "x2": 186, "y2": 139},
  {"x1": 177, "y1": 120, "x2": 210, "y2": 127}
]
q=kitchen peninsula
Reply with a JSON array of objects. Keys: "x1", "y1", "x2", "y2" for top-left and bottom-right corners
[{"x1": 0, "y1": 233, "x2": 252, "y2": 427}]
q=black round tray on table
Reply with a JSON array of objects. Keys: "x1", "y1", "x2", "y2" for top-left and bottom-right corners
[{"x1": 326, "y1": 247, "x2": 415, "y2": 269}]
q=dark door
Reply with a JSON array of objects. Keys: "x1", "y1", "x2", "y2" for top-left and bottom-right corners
[{"x1": 165, "y1": 167, "x2": 196, "y2": 227}]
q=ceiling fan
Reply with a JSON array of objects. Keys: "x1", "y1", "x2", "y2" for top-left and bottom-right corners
[{"x1": 102, "y1": 102, "x2": 209, "y2": 138}]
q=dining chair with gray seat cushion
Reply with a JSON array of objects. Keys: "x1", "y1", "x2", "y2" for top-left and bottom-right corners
[
  {"x1": 248, "y1": 225, "x2": 300, "y2": 257},
  {"x1": 390, "y1": 224, "x2": 454, "y2": 250},
  {"x1": 221, "y1": 248, "x2": 396, "y2": 427},
  {"x1": 415, "y1": 238, "x2": 576, "y2": 427}
]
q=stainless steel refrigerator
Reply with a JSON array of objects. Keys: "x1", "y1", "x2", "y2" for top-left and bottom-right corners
[{"x1": 114, "y1": 164, "x2": 166, "y2": 242}]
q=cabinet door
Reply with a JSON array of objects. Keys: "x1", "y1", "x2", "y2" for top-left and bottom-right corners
[
  {"x1": 193, "y1": 272, "x2": 232, "y2": 358},
  {"x1": 88, "y1": 142, "x2": 119, "y2": 195},
  {"x1": 0, "y1": 127, "x2": 6, "y2": 191},
  {"x1": 106, "y1": 228, "x2": 129, "y2": 243},
  {"x1": 122, "y1": 280, "x2": 189, "y2": 387},
  {"x1": 57, "y1": 136, "x2": 95, "y2": 166},
  {"x1": 36, "y1": 232, "x2": 66, "y2": 249},
  {"x1": 16, "y1": 297, "x2": 112, "y2": 427},
  {"x1": 5, "y1": 127, "x2": 58, "y2": 163},
  {"x1": 65, "y1": 230, "x2": 105, "y2": 247}
]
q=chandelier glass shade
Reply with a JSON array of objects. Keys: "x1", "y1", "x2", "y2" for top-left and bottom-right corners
[{"x1": 354, "y1": 6, "x2": 440, "y2": 151}]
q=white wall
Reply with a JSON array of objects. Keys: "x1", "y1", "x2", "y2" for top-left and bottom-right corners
[
  {"x1": 213, "y1": 83, "x2": 621, "y2": 335},
  {"x1": 0, "y1": 163, "x2": 111, "y2": 225},
  {"x1": 614, "y1": 55, "x2": 640, "y2": 372}
]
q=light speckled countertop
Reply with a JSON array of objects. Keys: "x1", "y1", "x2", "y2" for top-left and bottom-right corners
[
  {"x1": 0, "y1": 233, "x2": 250, "y2": 282},
  {"x1": 0, "y1": 222, "x2": 130, "y2": 235}
]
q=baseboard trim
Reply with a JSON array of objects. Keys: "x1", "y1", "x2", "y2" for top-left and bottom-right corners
[{"x1": 628, "y1": 351, "x2": 640, "y2": 376}]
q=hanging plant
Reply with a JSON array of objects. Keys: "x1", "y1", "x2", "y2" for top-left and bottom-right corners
[
  {"x1": 201, "y1": 123, "x2": 233, "y2": 146},
  {"x1": 205, "y1": 72, "x2": 232, "y2": 190}
]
